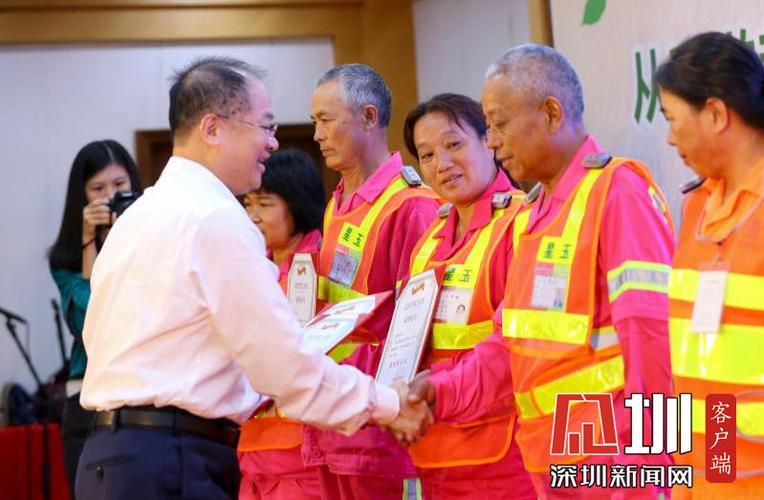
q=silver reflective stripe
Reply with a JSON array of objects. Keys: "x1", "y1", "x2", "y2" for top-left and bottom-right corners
[
  {"x1": 590, "y1": 329, "x2": 619, "y2": 350},
  {"x1": 607, "y1": 263, "x2": 670, "y2": 301}
]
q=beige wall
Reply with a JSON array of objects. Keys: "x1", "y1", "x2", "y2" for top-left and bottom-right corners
[
  {"x1": 0, "y1": 0, "x2": 418, "y2": 159},
  {"x1": 0, "y1": 0, "x2": 541, "y2": 392}
]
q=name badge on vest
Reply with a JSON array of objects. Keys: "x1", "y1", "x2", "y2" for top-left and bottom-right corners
[
  {"x1": 530, "y1": 236, "x2": 575, "y2": 311},
  {"x1": 328, "y1": 222, "x2": 365, "y2": 287},
  {"x1": 689, "y1": 261, "x2": 730, "y2": 334},
  {"x1": 287, "y1": 253, "x2": 318, "y2": 327},
  {"x1": 434, "y1": 264, "x2": 475, "y2": 324}
]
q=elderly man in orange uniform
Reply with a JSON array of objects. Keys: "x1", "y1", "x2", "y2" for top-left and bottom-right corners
[
  {"x1": 304, "y1": 63, "x2": 440, "y2": 500},
  {"x1": 408, "y1": 44, "x2": 676, "y2": 499}
]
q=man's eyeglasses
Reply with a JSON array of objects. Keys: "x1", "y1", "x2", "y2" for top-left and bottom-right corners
[{"x1": 217, "y1": 115, "x2": 279, "y2": 136}]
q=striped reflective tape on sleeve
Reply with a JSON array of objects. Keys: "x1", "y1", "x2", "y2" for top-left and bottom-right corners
[{"x1": 606, "y1": 260, "x2": 670, "y2": 302}]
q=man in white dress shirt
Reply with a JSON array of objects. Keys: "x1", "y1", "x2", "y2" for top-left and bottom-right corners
[{"x1": 75, "y1": 57, "x2": 430, "y2": 500}]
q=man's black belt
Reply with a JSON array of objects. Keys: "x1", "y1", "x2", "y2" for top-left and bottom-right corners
[{"x1": 93, "y1": 405, "x2": 239, "y2": 448}]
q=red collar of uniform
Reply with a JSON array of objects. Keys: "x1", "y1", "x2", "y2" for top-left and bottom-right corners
[
  {"x1": 532, "y1": 135, "x2": 603, "y2": 218},
  {"x1": 295, "y1": 228, "x2": 323, "y2": 253},
  {"x1": 332, "y1": 152, "x2": 403, "y2": 210},
  {"x1": 277, "y1": 228, "x2": 323, "y2": 277},
  {"x1": 434, "y1": 169, "x2": 512, "y2": 242}
]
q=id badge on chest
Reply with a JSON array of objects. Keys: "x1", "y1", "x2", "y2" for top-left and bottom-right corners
[
  {"x1": 531, "y1": 262, "x2": 569, "y2": 311},
  {"x1": 434, "y1": 286, "x2": 473, "y2": 324},
  {"x1": 689, "y1": 261, "x2": 730, "y2": 335},
  {"x1": 328, "y1": 245, "x2": 361, "y2": 287}
]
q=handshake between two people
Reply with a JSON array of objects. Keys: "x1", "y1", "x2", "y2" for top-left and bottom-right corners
[{"x1": 380, "y1": 370, "x2": 436, "y2": 447}]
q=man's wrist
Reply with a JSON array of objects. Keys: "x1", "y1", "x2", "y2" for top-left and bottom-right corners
[{"x1": 372, "y1": 383, "x2": 400, "y2": 425}]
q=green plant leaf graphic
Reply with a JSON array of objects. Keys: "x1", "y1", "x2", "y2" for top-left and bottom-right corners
[{"x1": 582, "y1": 0, "x2": 606, "y2": 25}]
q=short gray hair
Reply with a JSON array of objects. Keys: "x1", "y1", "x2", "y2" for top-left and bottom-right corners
[
  {"x1": 317, "y1": 63, "x2": 392, "y2": 128},
  {"x1": 169, "y1": 56, "x2": 266, "y2": 136},
  {"x1": 485, "y1": 44, "x2": 584, "y2": 123}
]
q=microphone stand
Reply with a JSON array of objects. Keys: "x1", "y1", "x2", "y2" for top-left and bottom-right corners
[
  {"x1": 50, "y1": 300, "x2": 69, "y2": 369},
  {"x1": 3, "y1": 314, "x2": 52, "y2": 500},
  {"x1": 4, "y1": 316, "x2": 43, "y2": 389}
]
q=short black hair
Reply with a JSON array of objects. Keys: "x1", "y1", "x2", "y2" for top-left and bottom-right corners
[
  {"x1": 49, "y1": 140, "x2": 143, "y2": 271},
  {"x1": 257, "y1": 149, "x2": 325, "y2": 235},
  {"x1": 168, "y1": 56, "x2": 266, "y2": 137},
  {"x1": 403, "y1": 93, "x2": 488, "y2": 158},
  {"x1": 656, "y1": 31, "x2": 764, "y2": 129}
]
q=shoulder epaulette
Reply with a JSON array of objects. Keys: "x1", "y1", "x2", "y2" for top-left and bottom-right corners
[
  {"x1": 400, "y1": 166, "x2": 422, "y2": 187},
  {"x1": 438, "y1": 203, "x2": 453, "y2": 219},
  {"x1": 582, "y1": 152, "x2": 613, "y2": 169},
  {"x1": 524, "y1": 182, "x2": 542, "y2": 205},
  {"x1": 679, "y1": 177, "x2": 706, "y2": 195},
  {"x1": 491, "y1": 192, "x2": 511, "y2": 209}
]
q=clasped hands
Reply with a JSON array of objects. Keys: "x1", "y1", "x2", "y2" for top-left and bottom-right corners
[{"x1": 380, "y1": 370, "x2": 435, "y2": 446}]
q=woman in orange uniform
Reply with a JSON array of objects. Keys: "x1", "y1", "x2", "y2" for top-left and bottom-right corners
[
  {"x1": 658, "y1": 31, "x2": 764, "y2": 498},
  {"x1": 401, "y1": 94, "x2": 534, "y2": 499},
  {"x1": 238, "y1": 148, "x2": 325, "y2": 500}
]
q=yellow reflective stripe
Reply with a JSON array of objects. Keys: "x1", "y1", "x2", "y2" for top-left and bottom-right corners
[
  {"x1": 514, "y1": 390, "x2": 538, "y2": 420},
  {"x1": 607, "y1": 260, "x2": 670, "y2": 302},
  {"x1": 535, "y1": 171, "x2": 604, "y2": 266},
  {"x1": 328, "y1": 342, "x2": 361, "y2": 362},
  {"x1": 512, "y1": 209, "x2": 531, "y2": 250},
  {"x1": 442, "y1": 264, "x2": 479, "y2": 288},
  {"x1": 669, "y1": 268, "x2": 764, "y2": 311},
  {"x1": 323, "y1": 196, "x2": 335, "y2": 235},
  {"x1": 441, "y1": 209, "x2": 506, "y2": 289},
  {"x1": 411, "y1": 219, "x2": 447, "y2": 276},
  {"x1": 462, "y1": 208, "x2": 504, "y2": 271},
  {"x1": 333, "y1": 179, "x2": 409, "y2": 256},
  {"x1": 431, "y1": 320, "x2": 494, "y2": 349},
  {"x1": 503, "y1": 309, "x2": 589, "y2": 345},
  {"x1": 358, "y1": 178, "x2": 408, "y2": 240},
  {"x1": 690, "y1": 398, "x2": 764, "y2": 437},
  {"x1": 669, "y1": 317, "x2": 764, "y2": 386},
  {"x1": 690, "y1": 398, "x2": 704, "y2": 433},
  {"x1": 561, "y1": 169, "x2": 603, "y2": 241},
  {"x1": 739, "y1": 402, "x2": 764, "y2": 437},
  {"x1": 515, "y1": 355, "x2": 625, "y2": 419},
  {"x1": 318, "y1": 276, "x2": 365, "y2": 304}
]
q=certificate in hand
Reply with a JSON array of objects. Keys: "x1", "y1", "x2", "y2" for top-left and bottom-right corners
[
  {"x1": 375, "y1": 269, "x2": 440, "y2": 386},
  {"x1": 252, "y1": 290, "x2": 393, "y2": 415},
  {"x1": 300, "y1": 291, "x2": 393, "y2": 355},
  {"x1": 287, "y1": 253, "x2": 318, "y2": 327}
]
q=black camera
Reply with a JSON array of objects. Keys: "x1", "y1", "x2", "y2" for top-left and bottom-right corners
[{"x1": 108, "y1": 191, "x2": 140, "y2": 218}]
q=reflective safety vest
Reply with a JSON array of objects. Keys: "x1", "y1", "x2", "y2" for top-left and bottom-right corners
[
  {"x1": 669, "y1": 183, "x2": 764, "y2": 479},
  {"x1": 238, "y1": 409, "x2": 303, "y2": 453},
  {"x1": 501, "y1": 157, "x2": 673, "y2": 472},
  {"x1": 318, "y1": 172, "x2": 438, "y2": 361},
  {"x1": 239, "y1": 269, "x2": 305, "y2": 453},
  {"x1": 407, "y1": 192, "x2": 523, "y2": 468}
]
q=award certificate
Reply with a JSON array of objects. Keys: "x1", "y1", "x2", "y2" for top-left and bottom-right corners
[
  {"x1": 300, "y1": 292, "x2": 390, "y2": 354},
  {"x1": 376, "y1": 269, "x2": 439, "y2": 385},
  {"x1": 287, "y1": 253, "x2": 318, "y2": 327}
]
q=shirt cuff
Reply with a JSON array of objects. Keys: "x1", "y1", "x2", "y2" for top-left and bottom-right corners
[{"x1": 372, "y1": 383, "x2": 400, "y2": 425}]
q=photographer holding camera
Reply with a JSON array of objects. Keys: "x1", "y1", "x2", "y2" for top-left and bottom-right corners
[{"x1": 48, "y1": 139, "x2": 142, "y2": 497}]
